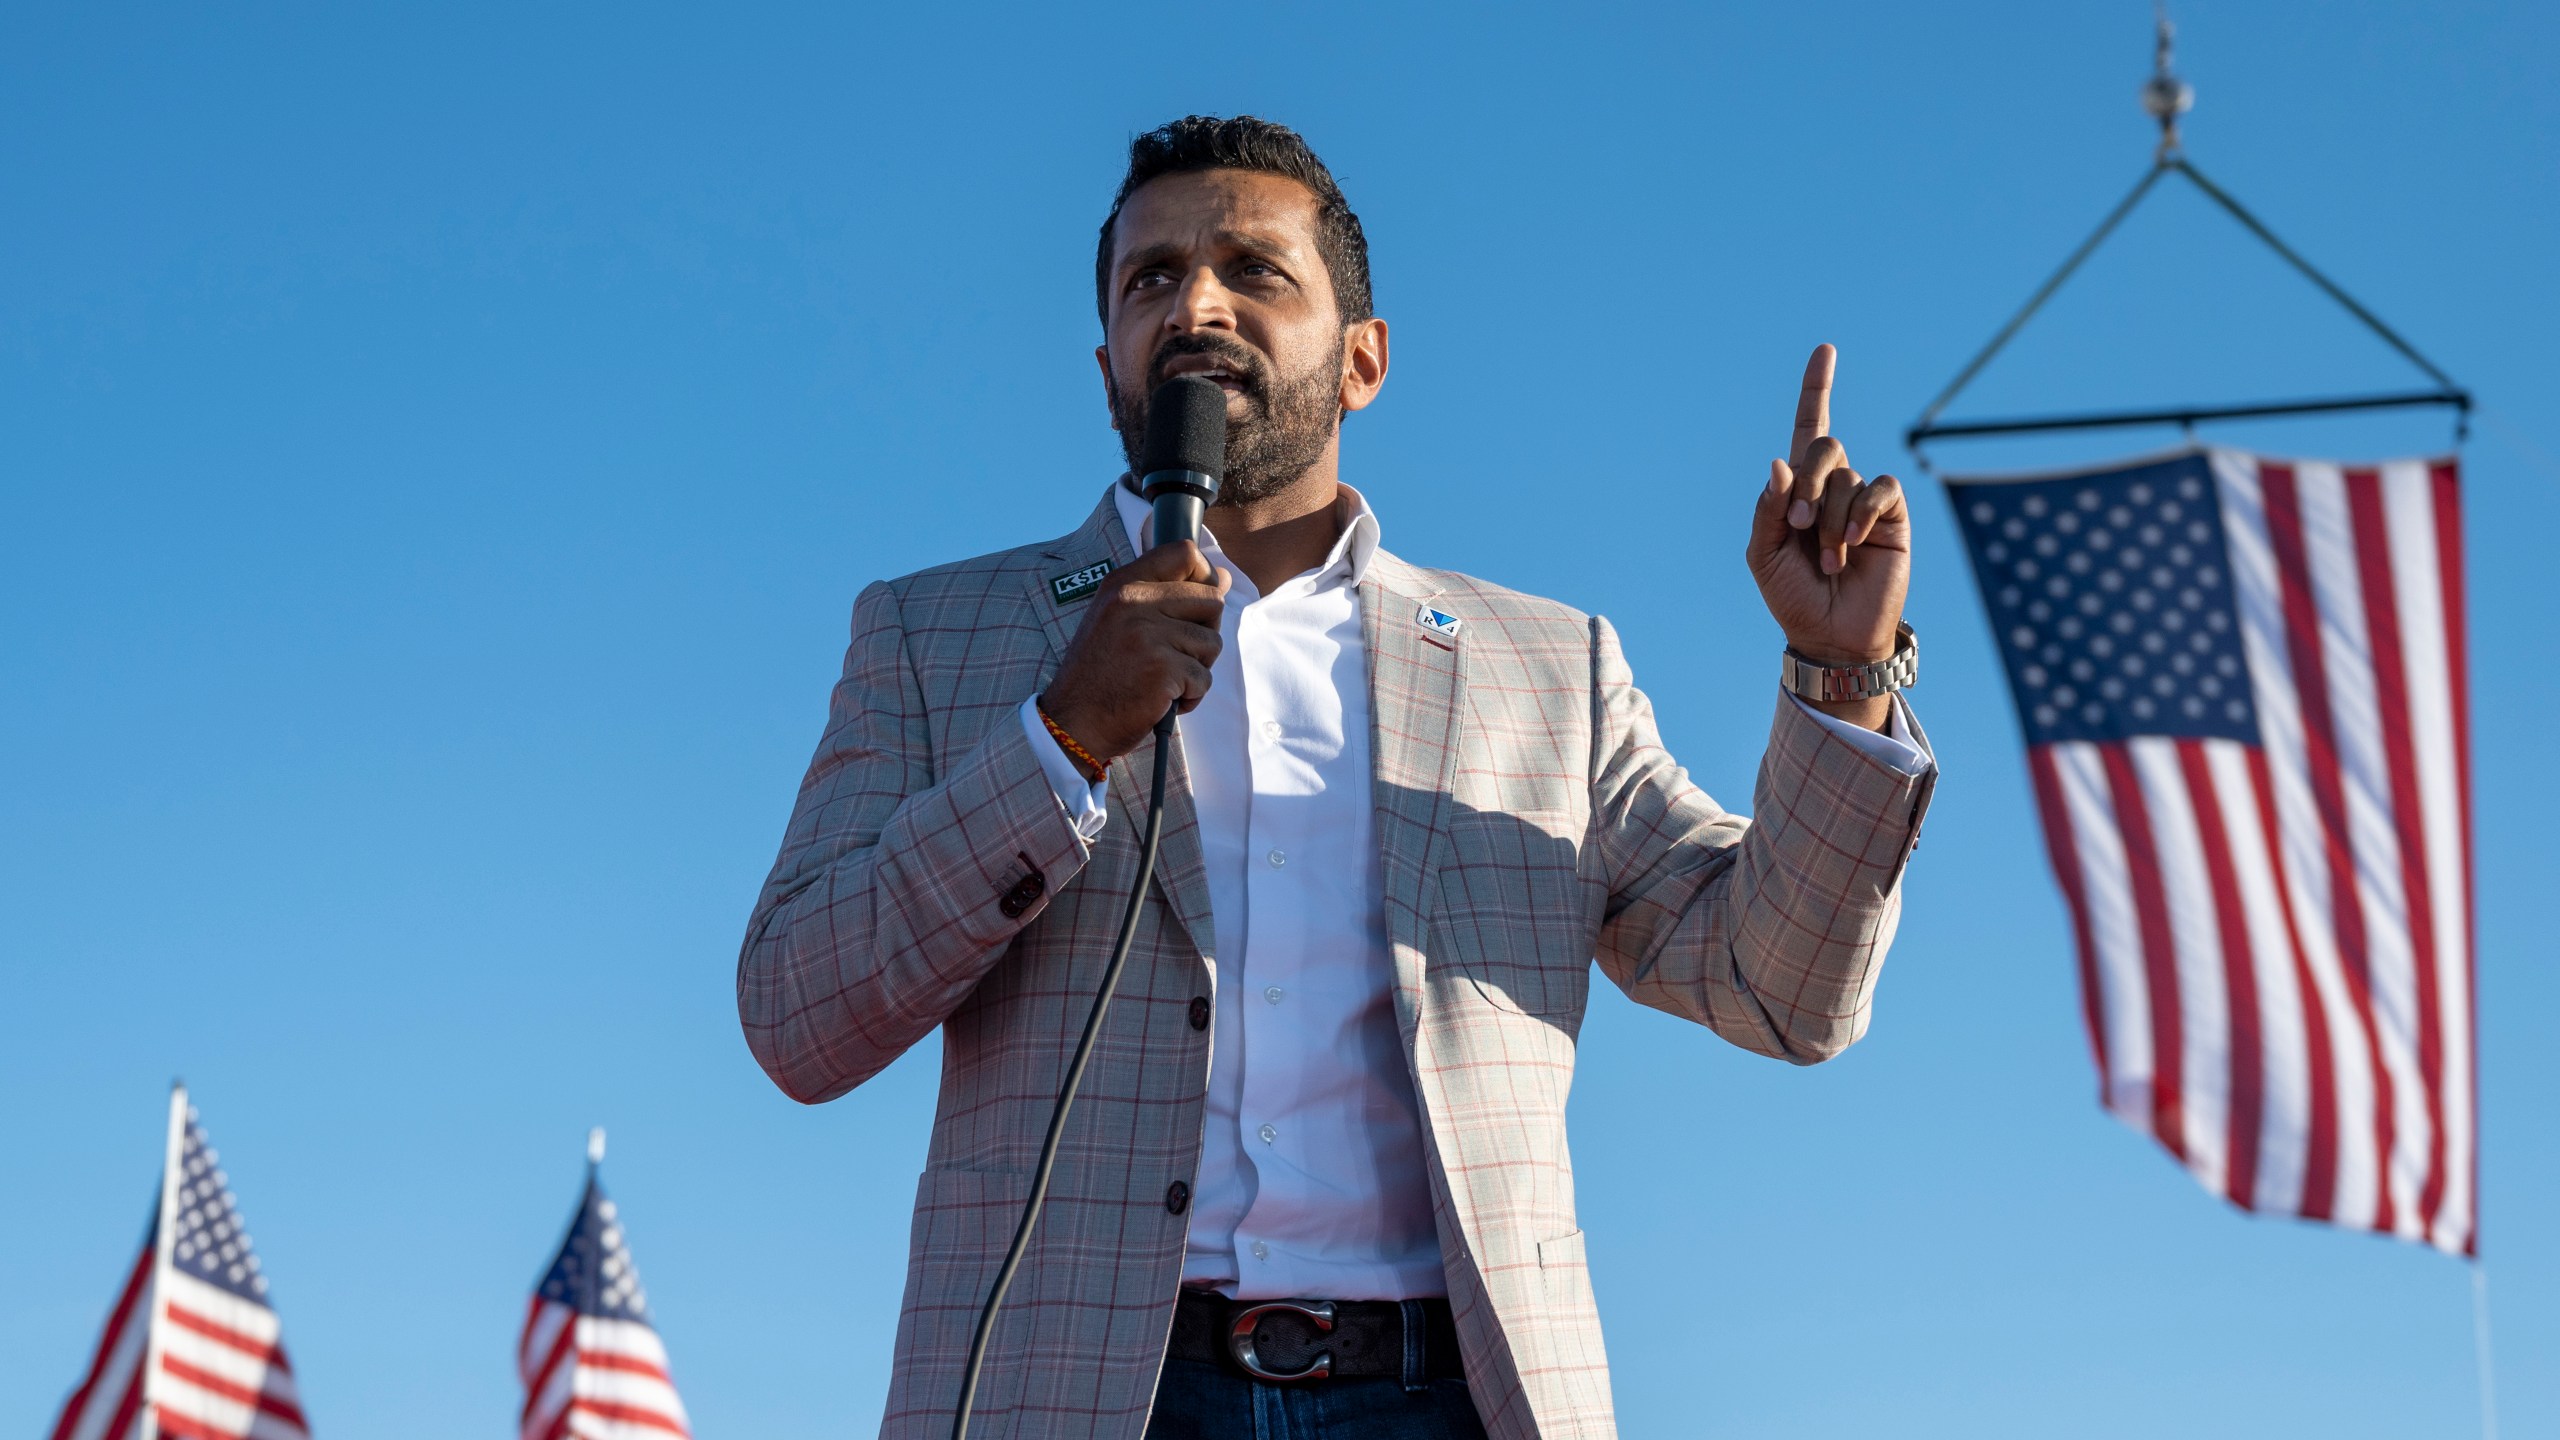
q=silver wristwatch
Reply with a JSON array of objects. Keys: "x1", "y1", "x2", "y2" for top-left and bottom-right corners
[{"x1": 1780, "y1": 621, "x2": 1917, "y2": 703}]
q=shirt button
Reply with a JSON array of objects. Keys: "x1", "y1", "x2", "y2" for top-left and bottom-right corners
[
  {"x1": 1258, "y1": 1123, "x2": 1277, "y2": 1145},
  {"x1": 1251, "y1": 1240, "x2": 1270, "y2": 1260},
  {"x1": 1264, "y1": 986, "x2": 1284, "y2": 1005},
  {"x1": 1267, "y1": 849, "x2": 1287, "y2": 868},
  {"x1": 1261, "y1": 720, "x2": 1282, "y2": 738}
]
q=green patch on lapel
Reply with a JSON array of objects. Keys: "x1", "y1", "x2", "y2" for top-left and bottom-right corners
[{"x1": 1049, "y1": 559, "x2": 1114, "y2": 606}]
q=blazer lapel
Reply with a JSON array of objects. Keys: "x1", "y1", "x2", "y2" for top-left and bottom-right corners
[
  {"x1": 1030, "y1": 488, "x2": 1134, "y2": 662},
  {"x1": 1028, "y1": 485, "x2": 1217, "y2": 962},
  {"x1": 1362, "y1": 552, "x2": 1466, "y2": 1028},
  {"x1": 1106, "y1": 724, "x2": 1217, "y2": 963}
]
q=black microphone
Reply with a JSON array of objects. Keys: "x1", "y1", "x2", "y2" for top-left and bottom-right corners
[{"x1": 1137, "y1": 374, "x2": 1227, "y2": 549}]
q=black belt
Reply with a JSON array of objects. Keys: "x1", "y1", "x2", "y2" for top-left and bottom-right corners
[{"x1": 1167, "y1": 1289, "x2": 1464, "y2": 1384}]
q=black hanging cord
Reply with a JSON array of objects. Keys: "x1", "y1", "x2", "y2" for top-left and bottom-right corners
[
  {"x1": 950, "y1": 706, "x2": 1178, "y2": 1440},
  {"x1": 2171, "y1": 157, "x2": 2462, "y2": 394},
  {"x1": 1908, "y1": 161, "x2": 2171, "y2": 444},
  {"x1": 1904, "y1": 157, "x2": 2470, "y2": 462}
]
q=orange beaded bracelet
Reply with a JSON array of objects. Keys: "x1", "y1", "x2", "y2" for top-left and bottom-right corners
[{"x1": 1036, "y1": 701, "x2": 1109, "y2": 783}]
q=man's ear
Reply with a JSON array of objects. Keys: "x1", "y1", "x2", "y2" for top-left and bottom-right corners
[
  {"x1": 1339, "y1": 318, "x2": 1390, "y2": 414},
  {"x1": 1095, "y1": 345, "x2": 1119, "y2": 428}
]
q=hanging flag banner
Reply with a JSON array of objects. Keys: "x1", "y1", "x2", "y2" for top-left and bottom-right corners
[
  {"x1": 49, "y1": 1086, "x2": 315, "y2": 1440},
  {"x1": 1949, "y1": 448, "x2": 2477, "y2": 1255}
]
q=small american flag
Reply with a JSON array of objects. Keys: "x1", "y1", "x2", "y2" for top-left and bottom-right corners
[
  {"x1": 49, "y1": 1086, "x2": 313, "y2": 1440},
  {"x1": 1950, "y1": 448, "x2": 2477, "y2": 1255},
  {"x1": 519, "y1": 1133, "x2": 691, "y2": 1440}
]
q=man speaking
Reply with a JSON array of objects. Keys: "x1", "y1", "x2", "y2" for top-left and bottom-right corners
[{"x1": 740, "y1": 116, "x2": 1935, "y2": 1440}]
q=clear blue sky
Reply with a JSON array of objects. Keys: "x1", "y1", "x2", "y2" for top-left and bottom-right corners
[{"x1": 6, "y1": 3, "x2": 2553, "y2": 1435}]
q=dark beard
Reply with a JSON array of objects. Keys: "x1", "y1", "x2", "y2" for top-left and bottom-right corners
[{"x1": 1112, "y1": 332, "x2": 1343, "y2": 504}]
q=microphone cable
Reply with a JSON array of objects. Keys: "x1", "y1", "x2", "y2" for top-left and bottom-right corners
[
  {"x1": 950, "y1": 707, "x2": 1175, "y2": 1440},
  {"x1": 951, "y1": 374, "x2": 1226, "y2": 1440}
]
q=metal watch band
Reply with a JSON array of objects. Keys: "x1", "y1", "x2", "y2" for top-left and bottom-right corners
[{"x1": 1780, "y1": 621, "x2": 1918, "y2": 703}]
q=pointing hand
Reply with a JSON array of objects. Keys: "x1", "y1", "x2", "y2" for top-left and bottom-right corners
[{"x1": 1744, "y1": 344, "x2": 1911, "y2": 726}]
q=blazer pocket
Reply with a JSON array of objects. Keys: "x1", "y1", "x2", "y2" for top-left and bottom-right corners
[
  {"x1": 891, "y1": 1169, "x2": 1037, "y2": 1426},
  {"x1": 1432, "y1": 813, "x2": 1594, "y2": 1018},
  {"x1": 1536, "y1": 1227, "x2": 1591, "y2": 1309},
  {"x1": 906, "y1": 1168, "x2": 1035, "y2": 1276}
]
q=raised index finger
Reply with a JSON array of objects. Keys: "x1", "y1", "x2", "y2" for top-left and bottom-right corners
[{"x1": 1790, "y1": 342, "x2": 1836, "y2": 471}]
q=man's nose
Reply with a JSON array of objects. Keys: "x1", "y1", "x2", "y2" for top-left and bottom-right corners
[{"x1": 1164, "y1": 265, "x2": 1237, "y2": 334}]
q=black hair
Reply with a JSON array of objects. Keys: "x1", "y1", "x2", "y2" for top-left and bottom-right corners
[{"x1": 1094, "y1": 115, "x2": 1373, "y2": 329}]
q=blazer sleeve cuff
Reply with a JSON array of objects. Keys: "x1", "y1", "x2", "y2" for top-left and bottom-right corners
[
  {"x1": 1755, "y1": 692, "x2": 1939, "y2": 891},
  {"x1": 918, "y1": 705, "x2": 1098, "y2": 942},
  {"x1": 1017, "y1": 695, "x2": 1112, "y2": 841},
  {"x1": 1783, "y1": 692, "x2": 1933, "y2": 776}
]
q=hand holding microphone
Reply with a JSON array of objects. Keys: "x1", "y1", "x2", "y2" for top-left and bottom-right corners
[{"x1": 1041, "y1": 375, "x2": 1230, "y2": 765}]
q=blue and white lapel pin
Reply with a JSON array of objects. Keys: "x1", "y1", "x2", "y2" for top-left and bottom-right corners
[{"x1": 1415, "y1": 604, "x2": 1463, "y2": 641}]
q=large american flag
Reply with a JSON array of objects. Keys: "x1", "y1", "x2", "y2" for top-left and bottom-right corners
[
  {"x1": 49, "y1": 1087, "x2": 314, "y2": 1440},
  {"x1": 519, "y1": 1146, "x2": 692, "y2": 1440},
  {"x1": 1950, "y1": 448, "x2": 2477, "y2": 1255}
]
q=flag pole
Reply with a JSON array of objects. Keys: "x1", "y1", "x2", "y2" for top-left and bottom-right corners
[
  {"x1": 2471, "y1": 1263, "x2": 2500, "y2": 1440},
  {"x1": 139, "y1": 1081, "x2": 188, "y2": 1440}
]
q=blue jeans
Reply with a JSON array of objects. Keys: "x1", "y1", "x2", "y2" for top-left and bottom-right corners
[{"x1": 1144, "y1": 1358, "x2": 1489, "y2": 1440}]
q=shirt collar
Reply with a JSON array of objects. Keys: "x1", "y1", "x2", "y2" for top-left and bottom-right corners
[{"x1": 1112, "y1": 476, "x2": 1381, "y2": 591}]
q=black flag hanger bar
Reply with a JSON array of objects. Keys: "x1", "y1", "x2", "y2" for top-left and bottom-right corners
[{"x1": 1905, "y1": 12, "x2": 2468, "y2": 467}]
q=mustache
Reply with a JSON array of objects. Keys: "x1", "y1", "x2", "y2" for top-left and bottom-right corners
[{"x1": 1145, "y1": 333, "x2": 1271, "y2": 397}]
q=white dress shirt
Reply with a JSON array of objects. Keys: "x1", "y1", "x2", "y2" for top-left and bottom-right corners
[{"x1": 1018, "y1": 481, "x2": 1928, "y2": 1301}]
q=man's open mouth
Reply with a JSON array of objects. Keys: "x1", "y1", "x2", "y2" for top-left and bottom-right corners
[{"x1": 1157, "y1": 352, "x2": 1254, "y2": 395}]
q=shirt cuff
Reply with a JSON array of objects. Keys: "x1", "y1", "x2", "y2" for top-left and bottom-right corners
[
  {"x1": 1018, "y1": 695, "x2": 1111, "y2": 841},
  {"x1": 1784, "y1": 691, "x2": 1934, "y2": 777}
]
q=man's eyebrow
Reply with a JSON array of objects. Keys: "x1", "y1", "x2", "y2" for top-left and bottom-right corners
[
  {"x1": 1116, "y1": 231, "x2": 1302, "y2": 278},
  {"x1": 1209, "y1": 229, "x2": 1298, "y2": 259}
]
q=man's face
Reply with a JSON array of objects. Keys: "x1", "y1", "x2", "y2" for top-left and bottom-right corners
[{"x1": 1097, "y1": 169, "x2": 1368, "y2": 502}]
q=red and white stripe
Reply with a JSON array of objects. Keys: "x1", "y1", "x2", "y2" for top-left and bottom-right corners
[
  {"x1": 49, "y1": 1247, "x2": 312, "y2": 1440},
  {"x1": 148, "y1": 1269, "x2": 312, "y2": 1440},
  {"x1": 2029, "y1": 450, "x2": 2475, "y2": 1255},
  {"x1": 49, "y1": 1245, "x2": 153, "y2": 1440},
  {"x1": 519, "y1": 1301, "x2": 692, "y2": 1440}
]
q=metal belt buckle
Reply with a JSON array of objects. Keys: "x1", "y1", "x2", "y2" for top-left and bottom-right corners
[{"x1": 1226, "y1": 1299, "x2": 1336, "y2": 1383}]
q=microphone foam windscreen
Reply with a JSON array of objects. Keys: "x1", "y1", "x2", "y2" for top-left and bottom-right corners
[{"x1": 1139, "y1": 375, "x2": 1229, "y2": 480}]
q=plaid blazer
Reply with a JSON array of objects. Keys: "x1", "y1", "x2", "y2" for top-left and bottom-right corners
[{"x1": 740, "y1": 487, "x2": 1936, "y2": 1440}]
